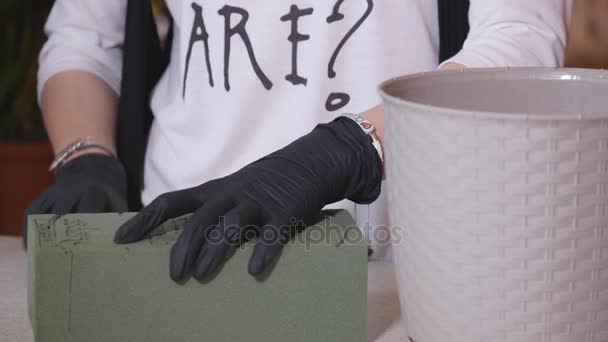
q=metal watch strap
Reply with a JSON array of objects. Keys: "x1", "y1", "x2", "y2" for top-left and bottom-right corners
[
  {"x1": 49, "y1": 137, "x2": 116, "y2": 172},
  {"x1": 341, "y1": 113, "x2": 384, "y2": 163}
]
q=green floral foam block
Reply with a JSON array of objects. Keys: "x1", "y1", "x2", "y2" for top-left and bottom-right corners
[{"x1": 27, "y1": 210, "x2": 367, "y2": 342}]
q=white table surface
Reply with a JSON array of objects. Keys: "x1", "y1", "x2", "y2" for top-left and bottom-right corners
[{"x1": 0, "y1": 236, "x2": 406, "y2": 342}]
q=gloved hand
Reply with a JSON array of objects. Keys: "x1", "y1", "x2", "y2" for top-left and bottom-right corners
[
  {"x1": 23, "y1": 154, "x2": 128, "y2": 246},
  {"x1": 114, "y1": 117, "x2": 382, "y2": 281}
]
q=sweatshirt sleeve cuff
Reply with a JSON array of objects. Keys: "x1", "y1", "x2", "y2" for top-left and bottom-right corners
[{"x1": 37, "y1": 57, "x2": 122, "y2": 105}]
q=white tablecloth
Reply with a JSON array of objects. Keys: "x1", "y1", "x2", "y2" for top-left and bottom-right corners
[{"x1": 0, "y1": 236, "x2": 406, "y2": 342}]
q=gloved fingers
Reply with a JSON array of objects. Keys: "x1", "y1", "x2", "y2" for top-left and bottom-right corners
[
  {"x1": 193, "y1": 205, "x2": 261, "y2": 280},
  {"x1": 114, "y1": 188, "x2": 203, "y2": 244},
  {"x1": 50, "y1": 190, "x2": 82, "y2": 215},
  {"x1": 75, "y1": 186, "x2": 109, "y2": 213},
  {"x1": 169, "y1": 199, "x2": 235, "y2": 282},
  {"x1": 103, "y1": 187, "x2": 129, "y2": 213},
  {"x1": 22, "y1": 188, "x2": 55, "y2": 249},
  {"x1": 248, "y1": 216, "x2": 294, "y2": 276},
  {"x1": 24, "y1": 187, "x2": 54, "y2": 216}
]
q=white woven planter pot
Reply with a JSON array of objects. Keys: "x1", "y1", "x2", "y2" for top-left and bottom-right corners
[{"x1": 380, "y1": 68, "x2": 608, "y2": 342}]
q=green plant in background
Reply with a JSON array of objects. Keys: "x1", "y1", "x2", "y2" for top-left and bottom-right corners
[
  {"x1": 0, "y1": 0, "x2": 168, "y2": 140},
  {"x1": 153, "y1": 0, "x2": 168, "y2": 16},
  {"x1": 0, "y1": 0, "x2": 52, "y2": 140}
]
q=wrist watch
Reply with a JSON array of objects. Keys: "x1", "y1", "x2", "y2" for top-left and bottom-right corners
[
  {"x1": 341, "y1": 113, "x2": 384, "y2": 163},
  {"x1": 49, "y1": 137, "x2": 116, "y2": 172}
]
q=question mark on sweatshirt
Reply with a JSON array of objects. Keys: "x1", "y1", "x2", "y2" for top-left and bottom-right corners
[{"x1": 325, "y1": 0, "x2": 374, "y2": 112}]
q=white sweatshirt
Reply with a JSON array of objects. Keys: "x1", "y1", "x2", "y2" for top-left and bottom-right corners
[{"x1": 39, "y1": 0, "x2": 570, "y2": 259}]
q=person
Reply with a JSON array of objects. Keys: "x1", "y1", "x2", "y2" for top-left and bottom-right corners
[
  {"x1": 27, "y1": 0, "x2": 570, "y2": 281},
  {"x1": 566, "y1": 0, "x2": 608, "y2": 68}
]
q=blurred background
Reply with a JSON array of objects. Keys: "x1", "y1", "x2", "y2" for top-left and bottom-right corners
[
  {"x1": 0, "y1": 0, "x2": 169, "y2": 235},
  {"x1": 1, "y1": 0, "x2": 54, "y2": 236},
  {"x1": 0, "y1": 0, "x2": 607, "y2": 236},
  {"x1": 566, "y1": 0, "x2": 608, "y2": 68}
]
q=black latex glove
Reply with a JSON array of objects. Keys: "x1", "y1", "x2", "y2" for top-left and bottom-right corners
[
  {"x1": 114, "y1": 117, "x2": 382, "y2": 281},
  {"x1": 23, "y1": 154, "x2": 128, "y2": 245}
]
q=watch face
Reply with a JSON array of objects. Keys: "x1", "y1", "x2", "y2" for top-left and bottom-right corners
[
  {"x1": 360, "y1": 122, "x2": 372, "y2": 130},
  {"x1": 344, "y1": 113, "x2": 363, "y2": 122},
  {"x1": 343, "y1": 114, "x2": 374, "y2": 134}
]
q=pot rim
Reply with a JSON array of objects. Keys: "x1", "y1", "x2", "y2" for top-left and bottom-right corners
[{"x1": 378, "y1": 67, "x2": 608, "y2": 121}]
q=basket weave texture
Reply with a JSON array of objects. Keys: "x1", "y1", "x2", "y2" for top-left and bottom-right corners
[{"x1": 384, "y1": 99, "x2": 608, "y2": 342}]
